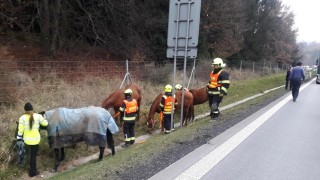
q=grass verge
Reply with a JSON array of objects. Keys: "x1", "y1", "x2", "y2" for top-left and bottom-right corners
[
  {"x1": 0, "y1": 73, "x2": 289, "y2": 179},
  {"x1": 49, "y1": 78, "x2": 290, "y2": 180}
]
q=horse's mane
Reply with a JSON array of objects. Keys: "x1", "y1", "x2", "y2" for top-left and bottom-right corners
[
  {"x1": 125, "y1": 84, "x2": 141, "y2": 95},
  {"x1": 101, "y1": 89, "x2": 123, "y2": 109}
]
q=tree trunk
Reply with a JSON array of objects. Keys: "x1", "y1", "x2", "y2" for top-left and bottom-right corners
[{"x1": 49, "y1": 0, "x2": 61, "y2": 55}]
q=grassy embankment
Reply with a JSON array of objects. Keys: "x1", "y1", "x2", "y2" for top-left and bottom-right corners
[
  {"x1": 49, "y1": 74, "x2": 288, "y2": 180},
  {"x1": 0, "y1": 72, "x2": 288, "y2": 179}
]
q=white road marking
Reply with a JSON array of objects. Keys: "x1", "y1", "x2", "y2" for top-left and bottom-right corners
[{"x1": 174, "y1": 80, "x2": 312, "y2": 180}]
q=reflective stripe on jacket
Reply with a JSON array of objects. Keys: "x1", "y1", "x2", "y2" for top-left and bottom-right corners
[
  {"x1": 18, "y1": 113, "x2": 48, "y2": 145},
  {"x1": 208, "y1": 70, "x2": 222, "y2": 88},
  {"x1": 208, "y1": 69, "x2": 230, "y2": 95},
  {"x1": 159, "y1": 95, "x2": 176, "y2": 114},
  {"x1": 119, "y1": 99, "x2": 138, "y2": 121}
]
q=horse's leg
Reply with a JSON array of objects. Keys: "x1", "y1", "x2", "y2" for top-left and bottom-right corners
[
  {"x1": 107, "y1": 129, "x2": 115, "y2": 155},
  {"x1": 137, "y1": 109, "x2": 140, "y2": 121},
  {"x1": 53, "y1": 148, "x2": 60, "y2": 172},
  {"x1": 98, "y1": 147, "x2": 105, "y2": 160},
  {"x1": 191, "y1": 104, "x2": 195, "y2": 121},
  {"x1": 184, "y1": 106, "x2": 188, "y2": 126},
  {"x1": 60, "y1": 147, "x2": 65, "y2": 161}
]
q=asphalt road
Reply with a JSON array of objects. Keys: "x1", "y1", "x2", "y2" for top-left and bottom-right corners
[{"x1": 149, "y1": 79, "x2": 320, "y2": 180}]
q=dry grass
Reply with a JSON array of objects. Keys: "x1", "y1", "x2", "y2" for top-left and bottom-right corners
[
  {"x1": 0, "y1": 70, "x2": 170, "y2": 174},
  {"x1": 0, "y1": 62, "x2": 286, "y2": 178}
]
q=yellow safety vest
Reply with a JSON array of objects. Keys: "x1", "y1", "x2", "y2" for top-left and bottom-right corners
[
  {"x1": 208, "y1": 70, "x2": 222, "y2": 89},
  {"x1": 120, "y1": 99, "x2": 138, "y2": 121},
  {"x1": 163, "y1": 95, "x2": 176, "y2": 114},
  {"x1": 18, "y1": 113, "x2": 48, "y2": 145}
]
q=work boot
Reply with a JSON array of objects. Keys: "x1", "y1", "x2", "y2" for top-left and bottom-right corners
[
  {"x1": 28, "y1": 170, "x2": 39, "y2": 177},
  {"x1": 210, "y1": 116, "x2": 219, "y2": 125},
  {"x1": 130, "y1": 140, "x2": 135, "y2": 145},
  {"x1": 121, "y1": 143, "x2": 130, "y2": 148}
]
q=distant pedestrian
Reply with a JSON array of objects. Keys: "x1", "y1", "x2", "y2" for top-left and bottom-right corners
[
  {"x1": 285, "y1": 67, "x2": 292, "y2": 90},
  {"x1": 289, "y1": 62, "x2": 305, "y2": 102}
]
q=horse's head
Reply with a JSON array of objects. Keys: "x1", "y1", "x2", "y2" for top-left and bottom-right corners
[
  {"x1": 38, "y1": 111, "x2": 48, "y2": 130},
  {"x1": 144, "y1": 114, "x2": 155, "y2": 134}
]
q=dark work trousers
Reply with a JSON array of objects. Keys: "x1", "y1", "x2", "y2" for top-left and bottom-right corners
[
  {"x1": 123, "y1": 121, "x2": 135, "y2": 144},
  {"x1": 291, "y1": 79, "x2": 302, "y2": 101},
  {"x1": 285, "y1": 80, "x2": 291, "y2": 90},
  {"x1": 163, "y1": 113, "x2": 174, "y2": 132},
  {"x1": 208, "y1": 95, "x2": 223, "y2": 118},
  {"x1": 28, "y1": 144, "x2": 39, "y2": 176}
]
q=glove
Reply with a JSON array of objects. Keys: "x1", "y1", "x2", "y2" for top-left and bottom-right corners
[{"x1": 219, "y1": 93, "x2": 224, "y2": 97}]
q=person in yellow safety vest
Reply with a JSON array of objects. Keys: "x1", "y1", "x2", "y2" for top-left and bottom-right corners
[
  {"x1": 207, "y1": 58, "x2": 230, "y2": 121},
  {"x1": 16, "y1": 102, "x2": 48, "y2": 177},
  {"x1": 119, "y1": 88, "x2": 139, "y2": 147},
  {"x1": 159, "y1": 84, "x2": 177, "y2": 134}
]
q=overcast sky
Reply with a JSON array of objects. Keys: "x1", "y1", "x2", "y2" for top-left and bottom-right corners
[{"x1": 281, "y1": 0, "x2": 320, "y2": 42}]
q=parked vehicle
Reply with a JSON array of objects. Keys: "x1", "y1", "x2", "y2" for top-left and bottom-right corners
[{"x1": 316, "y1": 66, "x2": 320, "y2": 84}]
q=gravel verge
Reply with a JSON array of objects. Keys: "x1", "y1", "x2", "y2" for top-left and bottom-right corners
[{"x1": 117, "y1": 89, "x2": 290, "y2": 180}]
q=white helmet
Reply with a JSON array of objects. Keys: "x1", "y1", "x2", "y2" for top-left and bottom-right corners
[
  {"x1": 211, "y1": 58, "x2": 226, "y2": 68},
  {"x1": 175, "y1": 84, "x2": 182, "y2": 90},
  {"x1": 124, "y1": 89, "x2": 133, "y2": 95},
  {"x1": 164, "y1": 84, "x2": 173, "y2": 92}
]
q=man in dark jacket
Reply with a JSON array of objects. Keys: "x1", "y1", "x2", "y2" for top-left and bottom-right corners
[
  {"x1": 207, "y1": 58, "x2": 230, "y2": 121},
  {"x1": 289, "y1": 62, "x2": 305, "y2": 102},
  {"x1": 285, "y1": 67, "x2": 292, "y2": 90}
]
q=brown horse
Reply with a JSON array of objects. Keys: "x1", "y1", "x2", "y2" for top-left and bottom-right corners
[
  {"x1": 146, "y1": 90, "x2": 194, "y2": 133},
  {"x1": 189, "y1": 87, "x2": 208, "y2": 105},
  {"x1": 101, "y1": 84, "x2": 142, "y2": 121}
]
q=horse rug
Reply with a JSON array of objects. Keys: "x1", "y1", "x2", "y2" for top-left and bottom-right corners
[{"x1": 45, "y1": 106, "x2": 118, "y2": 148}]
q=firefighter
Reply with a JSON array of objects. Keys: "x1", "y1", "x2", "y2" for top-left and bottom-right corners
[
  {"x1": 119, "y1": 88, "x2": 139, "y2": 147},
  {"x1": 159, "y1": 84, "x2": 177, "y2": 134},
  {"x1": 16, "y1": 102, "x2": 48, "y2": 177},
  {"x1": 207, "y1": 58, "x2": 230, "y2": 121}
]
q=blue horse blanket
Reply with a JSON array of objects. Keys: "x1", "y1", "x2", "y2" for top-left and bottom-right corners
[{"x1": 45, "y1": 106, "x2": 118, "y2": 148}]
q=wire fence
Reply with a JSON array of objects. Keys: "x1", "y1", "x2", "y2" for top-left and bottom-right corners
[{"x1": 0, "y1": 58, "x2": 290, "y2": 104}]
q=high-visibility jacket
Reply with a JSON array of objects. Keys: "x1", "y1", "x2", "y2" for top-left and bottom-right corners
[
  {"x1": 17, "y1": 113, "x2": 48, "y2": 145},
  {"x1": 208, "y1": 69, "x2": 230, "y2": 95},
  {"x1": 209, "y1": 70, "x2": 222, "y2": 89},
  {"x1": 159, "y1": 94, "x2": 177, "y2": 115},
  {"x1": 119, "y1": 99, "x2": 138, "y2": 121}
]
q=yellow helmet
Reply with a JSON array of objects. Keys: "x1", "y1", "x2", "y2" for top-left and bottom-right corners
[
  {"x1": 164, "y1": 84, "x2": 173, "y2": 92},
  {"x1": 175, "y1": 84, "x2": 182, "y2": 90},
  {"x1": 124, "y1": 88, "x2": 133, "y2": 95},
  {"x1": 211, "y1": 58, "x2": 226, "y2": 68}
]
